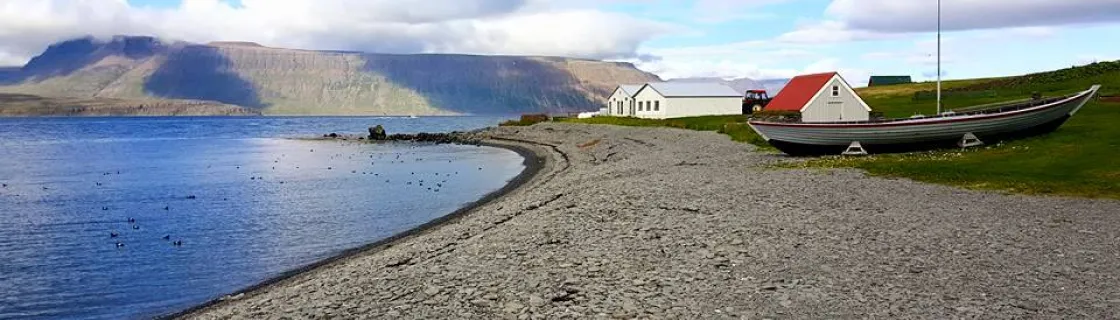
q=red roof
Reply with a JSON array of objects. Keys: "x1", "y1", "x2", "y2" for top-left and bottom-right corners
[{"x1": 766, "y1": 72, "x2": 837, "y2": 112}]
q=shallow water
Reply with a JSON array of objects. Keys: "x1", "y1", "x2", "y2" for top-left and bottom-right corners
[{"x1": 0, "y1": 116, "x2": 524, "y2": 319}]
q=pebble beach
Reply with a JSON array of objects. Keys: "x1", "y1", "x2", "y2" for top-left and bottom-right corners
[{"x1": 183, "y1": 123, "x2": 1120, "y2": 319}]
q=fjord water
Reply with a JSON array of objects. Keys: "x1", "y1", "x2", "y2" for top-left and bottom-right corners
[{"x1": 0, "y1": 116, "x2": 524, "y2": 319}]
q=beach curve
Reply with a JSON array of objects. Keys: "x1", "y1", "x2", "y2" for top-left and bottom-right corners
[{"x1": 179, "y1": 122, "x2": 1120, "y2": 319}]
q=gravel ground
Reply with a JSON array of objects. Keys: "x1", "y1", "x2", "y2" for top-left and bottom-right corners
[{"x1": 184, "y1": 123, "x2": 1120, "y2": 319}]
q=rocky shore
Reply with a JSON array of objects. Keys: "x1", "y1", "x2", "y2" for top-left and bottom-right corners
[
  {"x1": 184, "y1": 123, "x2": 1120, "y2": 319},
  {"x1": 314, "y1": 125, "x2": 486, "y2": 145}
]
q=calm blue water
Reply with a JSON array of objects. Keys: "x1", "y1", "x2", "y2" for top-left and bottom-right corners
[{"x1": 0, "y1": 116, "x2": 524, "y2": 319}]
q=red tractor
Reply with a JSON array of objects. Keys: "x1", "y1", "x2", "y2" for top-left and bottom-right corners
[{"x1": 742, "y1": 90, "x2": 772, "y2": 114}]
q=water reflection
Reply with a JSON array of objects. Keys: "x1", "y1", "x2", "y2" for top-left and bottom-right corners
[{"x1": 0, "y1": 117, "x2": 523, "y2": 319}]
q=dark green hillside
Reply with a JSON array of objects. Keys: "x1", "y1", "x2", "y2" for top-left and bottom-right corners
[{"x1": 859, "y1": 61, "x2": 1120, "y2": 118}]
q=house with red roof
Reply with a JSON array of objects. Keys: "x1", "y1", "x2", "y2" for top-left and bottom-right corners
[{"x1": 765, "y1": 72, "x2": 872, "y2": 122}]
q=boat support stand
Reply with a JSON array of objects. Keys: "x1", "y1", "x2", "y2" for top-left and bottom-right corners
[
  {"x1": 958, "y1": 133, "x2": 984, "y2": 148},
  {"x1": 842, "y1": 141, "x2": 869, "y2": 156}
]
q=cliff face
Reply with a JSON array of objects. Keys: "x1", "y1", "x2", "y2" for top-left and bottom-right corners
[{"x1": 0, "y1": 36, "x2": 661, "y2": 116}]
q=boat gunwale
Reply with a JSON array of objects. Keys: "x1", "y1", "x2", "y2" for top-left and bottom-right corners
[{"x1": 748, "y1": 86, "x2": 1098, "y2": 129}]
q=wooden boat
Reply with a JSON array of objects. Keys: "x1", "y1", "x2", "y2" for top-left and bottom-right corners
[{"x1": 747, "y1": 85, "x2": 1101, "y2": 156}]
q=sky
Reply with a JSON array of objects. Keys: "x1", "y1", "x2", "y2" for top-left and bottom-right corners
[{"x1": 1, "y1": 0, "x2": 1119, "y2": 86}]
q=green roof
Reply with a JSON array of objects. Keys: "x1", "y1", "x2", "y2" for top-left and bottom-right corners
[{"x1": 868, "y1": 76, "x2": 913, "y2": 86}]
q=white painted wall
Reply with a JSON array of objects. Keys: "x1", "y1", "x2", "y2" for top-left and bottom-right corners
[
  {"x1": 631, "y1": 86, "x2": 667, "y2": 119},
  {"x1": 631, "y1": 86, "x2": 740, "y2": 119},
  {"x1": 802, "y1": 77, "x2": 870, "y2": 122},
  {"x1": 607, "y1": 88, "x2": 635, "y2": 116},
  {"x1": 663, "y1": 97, "x2": 742, "y2": 118}
]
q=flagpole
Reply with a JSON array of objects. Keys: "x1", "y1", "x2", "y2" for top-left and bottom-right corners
[{"x1": 936, "y1": 0, "x2": 942, "y2": 115}]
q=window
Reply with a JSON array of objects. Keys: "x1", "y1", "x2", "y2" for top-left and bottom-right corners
[
  {"x1": 831, "y1": 85, "x2": 840, "y2": 97},
  {"x1": 639, "y1": 101, "x2": 645, "y2": 111},
  {"x1": 654, "y1": 101, "x2": 660, "y2": 111}
]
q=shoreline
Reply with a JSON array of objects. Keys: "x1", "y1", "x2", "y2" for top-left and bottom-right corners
[
  {"x1": 181, "y1": 123, "x2": 1120, "y2": 319},
  {"x1": 161, "y1": 138, "x2": 550, "y2": 319}
]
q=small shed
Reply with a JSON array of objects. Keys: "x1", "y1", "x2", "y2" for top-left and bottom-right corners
[
  {"x1": 606, "y1": 85, "x2": 643, "y2": 116},
  {"x1": 867, "y1": 75, "x2": 912, "y2": 86},
  {"x1": 630, "y1": 82, "x2": 742, "y2": 119},
  {"x1": 766, "y1": 72, "x2": 871, "y2": 122}
]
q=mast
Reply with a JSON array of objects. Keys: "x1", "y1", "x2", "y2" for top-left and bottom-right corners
[{"x1": 936, "y1": 0, "x2": 942, "y2": 115}]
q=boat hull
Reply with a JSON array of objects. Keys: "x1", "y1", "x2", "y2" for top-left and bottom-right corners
[{"x1": 749, "y1": 86, "x2": 1100, "y2": 156}]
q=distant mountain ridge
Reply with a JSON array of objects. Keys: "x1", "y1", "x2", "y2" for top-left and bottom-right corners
[
  {"x1": 667, "y1": 77, "x2": 789, "y2": 96},
  {"x1": 0, "y1": 93, "x2": 258, "y2": 117},
  {"x1": 0, "y1": 36, "x2": 662, "y2": 116}
]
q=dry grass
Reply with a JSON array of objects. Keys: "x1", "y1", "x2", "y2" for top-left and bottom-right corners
[{"x1": 577, "y1": 139, "x2": 602, "y2": 148}]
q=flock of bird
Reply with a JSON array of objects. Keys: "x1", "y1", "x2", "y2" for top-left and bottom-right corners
[{"x1": 0, "y1": 141, "x2": 489, "y2": 251}]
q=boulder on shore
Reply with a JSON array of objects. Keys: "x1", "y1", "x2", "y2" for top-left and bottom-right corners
[{"x1": 369, "y1": 125, "x2": 387, "y2": 140}]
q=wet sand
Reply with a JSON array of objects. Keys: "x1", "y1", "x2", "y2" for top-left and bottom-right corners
[{"x1": 182, "y1": 123, "x2": 1120, "y2": 319}]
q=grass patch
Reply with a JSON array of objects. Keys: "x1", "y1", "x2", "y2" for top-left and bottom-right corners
[
  {"x1": 578, "y1": 139, "x2": 602, "y2": 148},
  {"x1": 857, "y1": 61, "x2": 1120, "y2": 118},
  {"x1": 555, "y1": 62, "x2": 1119, "y2": 199},
  {"x1": 559, "y1": 115, "x2": 774, "y2": 151},
  {"x1": 499, "y1": 114, "x2": 550, "y2": 126},
  {"x1": 807, "y1": 61, "x2": 1120, "y2": 199}
]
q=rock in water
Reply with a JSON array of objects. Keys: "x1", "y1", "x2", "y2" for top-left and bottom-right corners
[{"x1": 369, "y1": 125, "x2": 388, "y2": 140}]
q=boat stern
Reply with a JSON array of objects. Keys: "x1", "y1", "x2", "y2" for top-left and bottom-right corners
[{"x1": 1070, "y1": 84, "x2": 1102, "y2": 116}]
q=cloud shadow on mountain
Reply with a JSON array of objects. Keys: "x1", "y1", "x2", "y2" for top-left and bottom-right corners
[
  {"x1": 362, "y1": 54, "x2": 597, "y2": 115},
  {"x1": 144, "y1": 45, "x2": 265, "y2": 108},
  {"x1": 1, "y1": 36, "x2": 166, "y2": 85}
]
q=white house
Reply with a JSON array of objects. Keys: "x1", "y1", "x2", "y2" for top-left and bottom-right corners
[
  {"x1": 628, "y1": 82, "x2": 743, "y2": 119},
  {"x1": 765, "y1": 72, "x2": 871, "y2": 122},
  {"x1": 606, "y1": 84, "x2": 643, "y2": 116}
]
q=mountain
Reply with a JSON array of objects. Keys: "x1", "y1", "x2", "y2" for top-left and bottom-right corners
[
  {"x1": 667, "y1": 77, "x2": 789, "y2": 95},
  {"x1": 0, "y1": 93, "x2": 259, "y2": 117},
  {"x1": 0, "y1": 36, "x2": 662, "y2": 116}
]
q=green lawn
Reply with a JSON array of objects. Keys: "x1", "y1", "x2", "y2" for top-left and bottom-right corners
[
  {"x1": 805, "y1": 61, "x2": 1120, "y2": 199},
  {"x1": 791, "y1": 100, "x2": 1120, "y2": 199},
  {"x1": 559, "y1": 61, "x2": 1120, "y2": 199}
]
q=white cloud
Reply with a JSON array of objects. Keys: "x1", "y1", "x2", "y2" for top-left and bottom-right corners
[
  {"x1": 631, "y1": 39, "x2": 830, "y2": 80},
  {"x1": 827, "y1": 0, "x2": 1120, "y2": 33},
  {"x1": 0, "y1": 0, "x2": 677, "y2": 66},
  {"x1": 776, "y1": 20, "x2": 904, "y2": 43},
  {"x1": 798, "y1": 57, "x2": 871, "y2": 86},
  {"x1": 634, "y1": 58, "x2": 799, "y2": 80},
  {"x1": 777, "y1": 0, "x2": 1120, "y2": 45}
]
